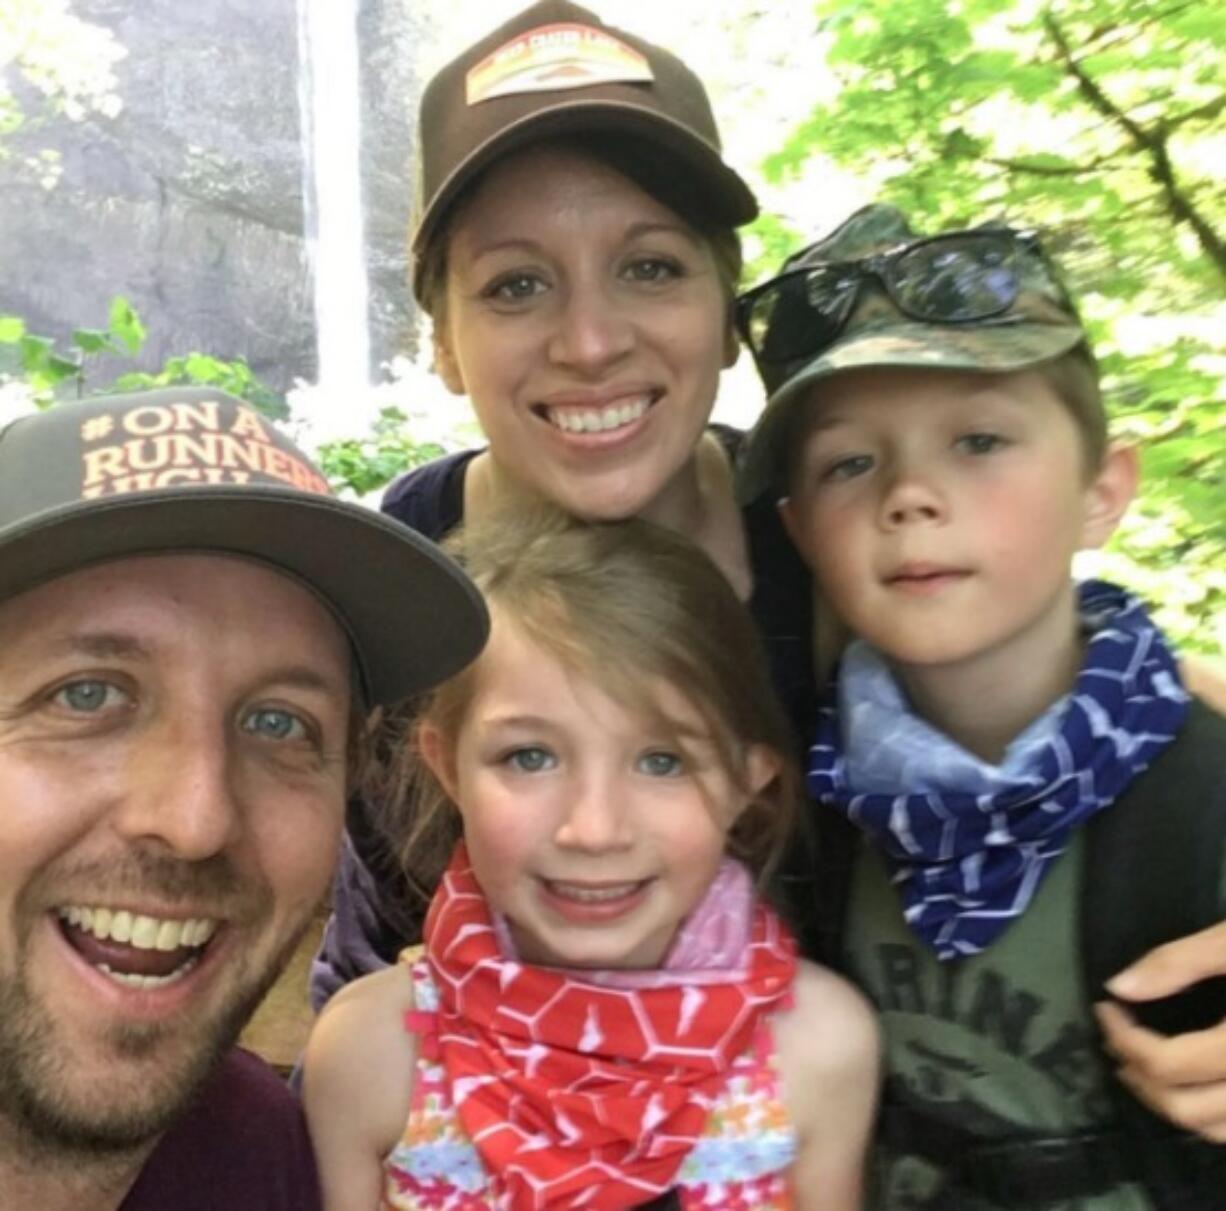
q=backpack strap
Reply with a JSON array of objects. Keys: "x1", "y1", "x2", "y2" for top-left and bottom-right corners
[{"x1": 1082, "y1": 696, "x2": 1226, "y2": 1207}]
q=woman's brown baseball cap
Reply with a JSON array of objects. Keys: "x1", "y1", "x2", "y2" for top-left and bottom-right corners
[{"x1": 410, "y1": 0, "x2": 758, "y2": 300}]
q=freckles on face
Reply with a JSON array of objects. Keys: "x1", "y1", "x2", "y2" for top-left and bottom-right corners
[{"x1": 436, "y1": 144, "x2": 731, "y2": 521}]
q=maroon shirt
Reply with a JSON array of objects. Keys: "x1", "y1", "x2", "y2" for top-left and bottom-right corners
[{"x1": 121, "y1": 1048, "x2": 320, "y2": 1210}]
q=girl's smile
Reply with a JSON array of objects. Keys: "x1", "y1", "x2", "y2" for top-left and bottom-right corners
[{"x1": 420, "y1": 609, "x2": 772, "y2": 971}]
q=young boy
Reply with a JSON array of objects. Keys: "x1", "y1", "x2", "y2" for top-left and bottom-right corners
[{"x1": 736, "y1": 205, "x2": 1226, "y2": 1208}]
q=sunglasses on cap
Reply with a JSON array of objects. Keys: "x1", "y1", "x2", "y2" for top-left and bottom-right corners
[{"x1": 736, "y1": 226, "x2": 1047, "y2": 368}]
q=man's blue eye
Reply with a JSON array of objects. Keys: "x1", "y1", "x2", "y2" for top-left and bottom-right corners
[
  {"x1": 507, "y1": 746, "x2": 555, "y2": 773},
  {"x1": 54, "y1": 680, "x2": 121, "y2": 713},
  {"x1": 242, "y1": 708, "x2": 307, "y2": 741},
  {"x1": 637, "y1": 750, "x2": 683, "y2": 777}
]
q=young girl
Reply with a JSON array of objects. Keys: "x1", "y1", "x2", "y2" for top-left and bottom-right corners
[{"x1": 303, "y1": 510, "x2": 879, "y2": 1210}]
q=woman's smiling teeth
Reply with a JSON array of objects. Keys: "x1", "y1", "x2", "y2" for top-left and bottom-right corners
[{"x1": 542, "y1": 396, "x2": 651, "y2": 434}]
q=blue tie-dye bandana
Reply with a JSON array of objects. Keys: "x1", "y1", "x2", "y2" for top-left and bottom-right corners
[{"x1": 806, "y1": 581, "x2": 1190, "y2": 959}]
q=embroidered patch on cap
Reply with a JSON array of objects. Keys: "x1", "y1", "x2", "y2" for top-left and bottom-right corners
[
  {"x1": 466, "y1": 22, "x2": 652, "y2": 105},
  {"x1": 76, "y1": 396, "x2": 330, "y2": 500}
]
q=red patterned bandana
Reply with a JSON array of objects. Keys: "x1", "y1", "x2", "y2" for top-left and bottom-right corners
[{"x1": 423, "y1": 843, "x2": 797, "y2": 1210}]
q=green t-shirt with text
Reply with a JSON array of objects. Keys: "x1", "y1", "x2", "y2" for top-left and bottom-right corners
[{"x1": 846, "y1": 830, "x2": 1153, "y2": 1210}]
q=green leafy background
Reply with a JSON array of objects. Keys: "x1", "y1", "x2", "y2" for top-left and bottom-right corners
[{"x1": 1, "y1": 0, "x2": 1221, "y2": 654}]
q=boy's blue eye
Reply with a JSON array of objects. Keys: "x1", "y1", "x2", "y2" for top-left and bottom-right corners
[
  {"x1": 507, "y1": 746, "x2": 556, "y2": 773},
  {"x1": 824, "y1": 453, "x2": 874, "y2": 481},
  {"x1": 957, "y1": 433, "x2": 1006, "y2": 455},
  {"x1": 637, "y1": 750, "x2": 684, "y2": 777}
]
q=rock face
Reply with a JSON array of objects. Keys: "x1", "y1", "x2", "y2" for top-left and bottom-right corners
[{"x1": 0, "y1": 0, "x2": 429, "y2": 394}]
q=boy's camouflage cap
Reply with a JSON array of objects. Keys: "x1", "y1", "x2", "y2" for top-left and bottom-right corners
[{"x1": 735, "y1": 204, "x2": 1089, "y2": 503}]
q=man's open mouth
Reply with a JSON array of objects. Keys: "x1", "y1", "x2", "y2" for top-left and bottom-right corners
[{"x1": 55, "y1": 905, "x2": 219, "y2": 990}]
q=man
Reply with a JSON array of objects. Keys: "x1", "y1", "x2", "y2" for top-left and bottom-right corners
[{"x1": 0, "y1": 387, "x2": 487, "y2": 1210}]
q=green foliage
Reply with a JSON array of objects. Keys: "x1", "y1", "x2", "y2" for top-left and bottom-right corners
[
  {"x1": 112, "y1": 354, "x2": 286, "y2": 422},
  {"x1": 315, "y1": 407, "x2": 445, "y2": 498},
  {"x1": 106, "y1": 295, "x2": 146, "y2": 355},
  {"x1": 0, "y1": 296, "x2": 286, "y2": 421},
  {"x1": 763, "y1": 0, "x2": 1225, "y2": 653},
  {"x1": 0, "y1": 0, "x2": 126, "y2": 185}
]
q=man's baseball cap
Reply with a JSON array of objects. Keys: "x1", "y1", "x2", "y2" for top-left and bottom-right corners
[
  {"x1": 0, "y1": 388, "x2": 488, "y2": 706},
  {"x1": 735, "y1": 204, "x2": 1089, "y2": 503},
  {"x1": 410, "y1": 0, "x2": 757, "y2": 299}
]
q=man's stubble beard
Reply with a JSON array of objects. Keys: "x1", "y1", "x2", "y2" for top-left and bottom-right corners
[{"x1": 0, "y1": 908, "x2": 313, "y2": 1164}]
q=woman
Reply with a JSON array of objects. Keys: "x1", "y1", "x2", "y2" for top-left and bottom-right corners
[{"x1": 311, "y1": 0, "x2": 813, "y2": 1008}]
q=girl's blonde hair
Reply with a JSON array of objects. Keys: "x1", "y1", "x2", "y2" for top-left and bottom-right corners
[{"x1": 373, "y1": 508, "x2": 798, "y2": 906}]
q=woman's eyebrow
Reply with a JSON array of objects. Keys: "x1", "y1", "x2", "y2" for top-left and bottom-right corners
[
  {"x1": 463, "y1": 236, "x2": 544, "y2": 261},
  {"x1": 623, "y1": 220, "x2": 702, "y2": 247}
]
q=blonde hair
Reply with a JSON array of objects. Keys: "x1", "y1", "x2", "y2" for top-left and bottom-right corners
[
  {"x1": 1035, "y1": 347, "x2": 1107, "y2": 474},
  {"x1": 373, "y1": 509, "x2": 797, "y2": 906}
]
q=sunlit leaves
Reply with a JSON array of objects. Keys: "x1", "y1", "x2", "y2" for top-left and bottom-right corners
[
  {"x1": 315, "y1": 407, "x2": 444, "y2": 498},
  {"x1": 766, "y1": 0, "x2": 1224, "y2": 650}
]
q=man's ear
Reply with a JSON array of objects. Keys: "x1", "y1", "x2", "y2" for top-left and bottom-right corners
[
  {"x1": 1082, "y1": 440, "x2": 1139, "y2": 550},
  {"x1": 417, "y1": 720, "x2": 460, "y2": 805},
  {"x1": 431, "y1": 322, "x2": 466, "y2": 396}
]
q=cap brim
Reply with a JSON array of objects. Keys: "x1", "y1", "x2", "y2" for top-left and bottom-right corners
[
  {"x1": 411, "y1": 98, "x2": 757, "y2": 296},
  {"x1": 0, "y1": 489, "x2": 488, "y2": 706},
  {"x1": 735, "y1": 320, "x2": 1086, "y2": 504}
]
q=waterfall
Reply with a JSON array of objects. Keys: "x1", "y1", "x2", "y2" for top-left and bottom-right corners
[{"x1": 296, "y1": 0, "x2": 370, "y2": 400}]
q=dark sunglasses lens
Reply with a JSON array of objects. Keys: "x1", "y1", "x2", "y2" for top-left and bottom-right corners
[
  {"x1": 747, "y1": 268, "x2": 856, "y2": 363},
  {"x1": 893, "y1": 234, "x2": 1020, "y2": 321}
]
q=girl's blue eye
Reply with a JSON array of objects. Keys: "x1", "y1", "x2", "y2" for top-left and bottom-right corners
[
  {"x1": 958, "y1": 433, "x2": 1006, "y2": 455},
  {"x1": 53, "y1": 679, "x2": 125, "y2": 713},
  {"x1": 637, "y1": 750, "x2": 684, "y2": 777},
  {"x1": 507, "y1": 746, "x2": 556, "y2": 773},
  {"x1": 242, "y1": 708, "x2": 308, "y2": 742}
]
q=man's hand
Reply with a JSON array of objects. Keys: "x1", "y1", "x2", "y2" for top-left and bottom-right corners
[{"x1": 1095, "y1": 920, "x2": 1226, "y2": 1143}]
